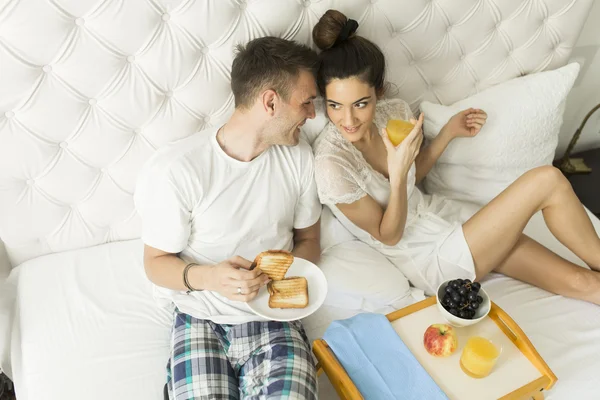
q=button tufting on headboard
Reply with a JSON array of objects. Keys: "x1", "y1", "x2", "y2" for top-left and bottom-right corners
[{"x1": 0, "y1": 0, "x2": 593, "y2": 266}]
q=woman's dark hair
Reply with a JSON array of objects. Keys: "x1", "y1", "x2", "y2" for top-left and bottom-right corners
[{"x1": 312, "y1": 10, "x2": 386, "y2": 96}]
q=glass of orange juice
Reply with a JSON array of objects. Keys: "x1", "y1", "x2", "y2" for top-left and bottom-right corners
[
  {"x1": 386, "y1": 119, "x2": 414, "y2": 146},
  {"x1": 460, "y1": 336, "x2": 502, "y2": 379}
]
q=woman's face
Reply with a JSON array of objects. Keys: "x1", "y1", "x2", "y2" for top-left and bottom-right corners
[{"x1": 325, "y1": 77, "x2": 377, "y2": 143}]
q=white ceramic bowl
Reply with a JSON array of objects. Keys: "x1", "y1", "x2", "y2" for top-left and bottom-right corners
[{"x1": 436, "y1": 280, "x2": 491, "y2": 327}]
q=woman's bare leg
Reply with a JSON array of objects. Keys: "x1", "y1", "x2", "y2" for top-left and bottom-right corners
[
  {"x1": 494, "y1": 235, "x2": 600, "y2": 305},
  {"x1": 463, "y1": 166, "x2": 600, "y2": 277}
]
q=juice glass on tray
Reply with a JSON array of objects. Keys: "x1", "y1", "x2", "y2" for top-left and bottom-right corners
[{"x1": 460, "y1": 336, "x2": 502, "y2": 379}]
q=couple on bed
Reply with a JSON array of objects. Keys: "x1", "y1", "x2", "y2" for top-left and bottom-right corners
[{"x1": 134, "y1": 9, "x2": 600, "y2": 400}]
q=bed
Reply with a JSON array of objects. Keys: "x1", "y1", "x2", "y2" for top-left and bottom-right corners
[{"x1": 0, "y1": 1, "x2": 597, "y2": 399}]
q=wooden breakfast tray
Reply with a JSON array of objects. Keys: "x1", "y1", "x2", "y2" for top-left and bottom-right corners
[{"x1": 313, "y1": 297, "x2": 557, "y2": 400}]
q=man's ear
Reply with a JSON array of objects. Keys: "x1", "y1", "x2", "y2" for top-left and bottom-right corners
[{"x1": 261, "y1": 89, "x2": 278, "y2": 116}]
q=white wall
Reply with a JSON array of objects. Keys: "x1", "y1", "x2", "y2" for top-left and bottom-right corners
[{"x1": 558, "y1": 0, "x2": 600, "y2": 157}]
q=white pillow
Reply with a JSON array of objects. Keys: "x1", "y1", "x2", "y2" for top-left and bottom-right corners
[
  {"x1": 318, "y1": 240, "x2": 423, "y2": 313},
  {"x1": 420, "y1": 62, "x2": 580, "y2": 205},
  {"x1": 319, "y1": 206, "x2": 356, "y2": 252}
]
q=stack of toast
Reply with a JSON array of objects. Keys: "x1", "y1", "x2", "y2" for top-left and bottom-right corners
[{"x1": 253, "y1": 250, "x2": 309, "y2": 309}]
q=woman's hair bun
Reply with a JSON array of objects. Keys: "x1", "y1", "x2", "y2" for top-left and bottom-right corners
[{"x1": 312, "y1": 9, "x2": 351, "y2": 50}]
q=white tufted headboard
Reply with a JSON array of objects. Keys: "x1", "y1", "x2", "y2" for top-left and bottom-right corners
[{"x1": 0, "y1": 0, "x2": 593, "y2": 266}]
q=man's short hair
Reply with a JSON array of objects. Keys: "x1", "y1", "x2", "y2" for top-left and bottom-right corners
[{"x1": 231, "y1": 37, "x2": 318, "y2": 109}]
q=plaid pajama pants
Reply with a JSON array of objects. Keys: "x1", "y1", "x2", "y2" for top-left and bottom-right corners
[{"x1": 166, "y1": 309, "x2": 318, "y2": 400}]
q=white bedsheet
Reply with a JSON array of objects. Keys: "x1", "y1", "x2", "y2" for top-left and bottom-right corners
[
  {"x1": 9, "y1": 240, "x2": 172, "y2": 400},
  {"x1": 303, "y1": 274, "x2": 600, "y2": 400},
  {"x1": 7, "y1": 209, "x2": 600, "y2": 399},
  {"x1": 305, "y1": 275, "x2": 600, "y2": 400},
  {"x1": 478, "y1": 273, "x2": 600, "y2": 399},
  {"x1": 307, "y1": 209, "x2": 600, "y2": 399}
]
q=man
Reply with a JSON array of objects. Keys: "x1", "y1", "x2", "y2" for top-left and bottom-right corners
[{"x1": 134, "y1": 37, "x2": 321, "y2": 400}]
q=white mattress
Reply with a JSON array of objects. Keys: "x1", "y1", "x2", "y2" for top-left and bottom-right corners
[
  {"x1": 304, "y1": 273, "x2": 600, "y2": 400},
  {"x1": 8, "y1": 216, "x2": 600, "y2": 399},
  {"x1": 10, "y1": 240, "x2": 173, "y2": 400},
  {"x1": 477, "y1": 273, "x2": 600, "y2": 399}
]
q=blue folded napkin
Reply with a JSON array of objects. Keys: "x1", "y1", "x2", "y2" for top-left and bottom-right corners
[{"x1": 323, "y1": 313, "x2": 448, "y2": 400}]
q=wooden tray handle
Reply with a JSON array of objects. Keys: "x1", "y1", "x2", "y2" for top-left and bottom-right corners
[
  {"x1": 489, "y1": 301, "x2": 557, "y2": 391},
  {"x1": 312, "y1": 339, "x2": 363, "y2": 400}
]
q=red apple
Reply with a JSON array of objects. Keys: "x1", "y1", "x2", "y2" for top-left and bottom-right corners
[{"x1": 423, "y1": 324, "x2": 458, "y2": 357}]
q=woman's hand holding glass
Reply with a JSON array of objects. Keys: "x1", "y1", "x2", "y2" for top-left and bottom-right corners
[{"x1": 380, "y1": 112, "x2": 424, "y2": 187}]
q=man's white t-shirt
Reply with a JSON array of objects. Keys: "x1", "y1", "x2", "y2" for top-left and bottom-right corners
[{"x1": 134, "y1": 127, "x2": 322, "y2": 324}]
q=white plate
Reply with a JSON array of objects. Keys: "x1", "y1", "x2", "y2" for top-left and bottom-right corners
[{"x1": 247, "y1": 257, "x2": 328, "y2": 322}]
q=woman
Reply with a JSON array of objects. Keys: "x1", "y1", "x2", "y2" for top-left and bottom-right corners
[{"x1": 312, "y1": 10, "x2": 600, "y2": 304}]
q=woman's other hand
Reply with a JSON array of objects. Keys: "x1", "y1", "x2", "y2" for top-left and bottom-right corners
[
  {"x1": 444, "y1": 108, "x2": 487, "y2": 138},
  {"x1": 381, "y1": 112, "x2": 424, "y2": 187}
]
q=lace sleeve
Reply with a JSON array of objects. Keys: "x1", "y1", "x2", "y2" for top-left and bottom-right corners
[{"x1": 315, "y1": 155, "x2": 368, "y2": 205}]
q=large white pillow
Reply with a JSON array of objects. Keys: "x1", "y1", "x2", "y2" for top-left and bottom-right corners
[
  {"x1": 420, "y1": 62, "x2": 580, "y2": 205},
  {"x1": 317, "y1": 239, "x2": 423, "y2": 313}
]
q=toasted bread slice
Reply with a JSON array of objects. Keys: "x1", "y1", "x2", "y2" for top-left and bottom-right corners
[
  {"x1": 268, "y1": 277, "x2": 309, "y2": 309},
  {"x1": 254, "y1": 250, "x2": 293, "y2": 281}
]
